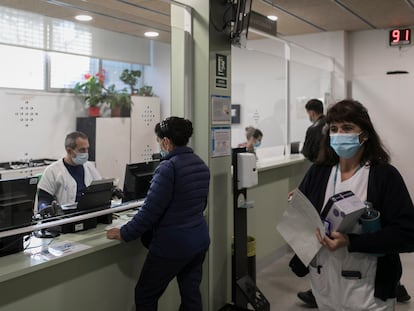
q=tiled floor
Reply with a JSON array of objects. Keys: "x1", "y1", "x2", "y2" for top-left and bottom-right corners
[{"x1": 255, "y1": 250, "x2": 414, "y2": 311}]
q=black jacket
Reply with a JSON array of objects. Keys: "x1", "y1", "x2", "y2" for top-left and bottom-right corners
[
  {"x1": 302, "y1": 115, "x2": 326, "y2": 162},
  {"x1": 290, "y1": 163, "x2": 414, "y2": 300}
]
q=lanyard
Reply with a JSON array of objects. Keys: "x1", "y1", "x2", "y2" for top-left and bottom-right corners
[{"x1": 333, "y1": 163, "x2": 363, "y2": 195}]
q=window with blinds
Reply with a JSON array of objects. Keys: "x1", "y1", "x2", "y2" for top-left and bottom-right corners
[{"x1": 0, "y1": 6, "x2": 147, "y2": 91}]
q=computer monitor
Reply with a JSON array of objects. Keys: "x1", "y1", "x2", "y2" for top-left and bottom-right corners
[
  {"x1": 123, "y1": 160, "x2": 160, "y2": 202},
  {"x1": 0, "y1": 176, "x2": 37, "y2": 231},
  {"x1": 0, "y1": 176, "x2": 38, "y2": 256},
  {"x1": 76, "y1": 179, "x2": 114, "y2": 212},
  {"x1": 290, "y1": 141, "x2": 301, "y2": 154}
]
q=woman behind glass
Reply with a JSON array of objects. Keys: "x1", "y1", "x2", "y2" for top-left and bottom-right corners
[
  {"x1": 238, "y1": 126, "x2": 263, "y2": 153},
  {"x1": 107, "y1": 116, "x2": 210, "y2": 311},
  {"x1": 289, "y1": 99, "x2": 414, "y2": 310}
]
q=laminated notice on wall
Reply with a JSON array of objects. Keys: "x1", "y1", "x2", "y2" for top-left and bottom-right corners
[{"x1": 211, "y1": 127, "x2": 231, "y2": 157}]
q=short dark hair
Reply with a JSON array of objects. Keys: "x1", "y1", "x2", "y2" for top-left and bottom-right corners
[
  {"x1": 155, "y1": 117, "x2": 193, "y2": 146},
  {"x1": 317, "y1": 99, "x2": 390, "y2": 165},
  {"x1": 65, "y1": 131, "x2": 88, "y2": 149},
  {"x1": 305, "y1": 99, "x2": 324, "y2": 114}
]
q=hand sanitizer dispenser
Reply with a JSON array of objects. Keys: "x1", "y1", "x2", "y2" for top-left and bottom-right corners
[{"x1": 237, "y1": 153, "x2": 258, "y2": 190}]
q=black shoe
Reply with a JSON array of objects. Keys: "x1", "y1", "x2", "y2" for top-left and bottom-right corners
[
  {"x1": 397, "y1": 284, "x2": 411, "y2": 303},
  {"x1": 297, "y1": 289, "x2": 318, "y2": 308}
]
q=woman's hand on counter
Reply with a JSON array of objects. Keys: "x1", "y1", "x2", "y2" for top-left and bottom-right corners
[{"x1": 106, "y1": 228, "x2": 122, "y2": 241}]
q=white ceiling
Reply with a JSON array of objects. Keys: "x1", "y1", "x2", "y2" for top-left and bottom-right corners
[{"x1": 1, "y1": 0, "x2": 414, "y2": 43}]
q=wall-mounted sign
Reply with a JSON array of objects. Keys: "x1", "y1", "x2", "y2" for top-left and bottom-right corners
[
  {"x1": 211, "y1": 126, "x2": 231, "y2": 157},
  {"x1": 215, "y1": 54, "x2": 228, "y2": 89},
  {"x1": 211, "y1": 95, "x2": 231, "y2": 125},
  {"x1": 216, "y1": 54, "x2": 227, "y2": 77},
  {"x1": 389, "y1": 28, "x2": 411, "y2": 46}
]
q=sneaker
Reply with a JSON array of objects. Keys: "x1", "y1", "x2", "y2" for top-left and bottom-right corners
[
  {"x1": 297, "y1": 289, "x2": 318, "y2": 308},
  {"x1": 397, "y1": 284, "x2": 411, "y2": 303}
]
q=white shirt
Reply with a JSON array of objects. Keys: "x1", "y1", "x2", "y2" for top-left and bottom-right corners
[{"x1": 38, "y1": 159, "x2": 101, "y2": 206}]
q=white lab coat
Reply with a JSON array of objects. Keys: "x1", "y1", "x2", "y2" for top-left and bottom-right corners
[
  {"x1": 38, "y1": 159, "x2": 101, "y2": 206},
  {"x1": 310, "y1": 165, "x2": 395, "y2": 311}
]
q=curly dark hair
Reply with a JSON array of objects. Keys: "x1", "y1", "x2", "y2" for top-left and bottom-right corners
[
  {"x1": 316, "y1": 99, "x2": 390, "y2": 166},
  {"x1": 154, "y1": 116, "x2": 193, "y2": 146}
]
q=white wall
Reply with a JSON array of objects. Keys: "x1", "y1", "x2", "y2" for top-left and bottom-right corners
[
  {"x1": 0, "y1": 90, "x2": 83, "y2": 162},
  {"x1": 350, "y1": 28, "x2": 414, "y2": 197}
]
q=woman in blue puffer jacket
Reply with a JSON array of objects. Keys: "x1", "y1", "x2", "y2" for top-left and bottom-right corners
[{"x1": 107, "y1": 116, "x2": 210, "y2": 311}]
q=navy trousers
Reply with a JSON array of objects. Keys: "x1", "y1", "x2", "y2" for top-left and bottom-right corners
[{"x1": 135, "y1": 250, "x2": 207, "y2": 311}]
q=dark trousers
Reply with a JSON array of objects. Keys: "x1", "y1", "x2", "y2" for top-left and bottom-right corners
[{"x1": 135, "y1": 250, "x2": 207, "y2": 311}]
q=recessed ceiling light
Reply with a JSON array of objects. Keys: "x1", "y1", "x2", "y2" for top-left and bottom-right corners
[
  {"x1": 75, "y1": 15, "x2": 93, "y2": 22},
  {"x1": 267, "y1": 15, "x2": 278, "y2": 21},
  {"x1": 144, "y1": 31, "x2": 159, "y2": 38}
]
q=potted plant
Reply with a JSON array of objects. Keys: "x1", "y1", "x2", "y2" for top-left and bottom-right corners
[
  {"x1": 106, "y1": 85, "x2": 132, "y2": 117},
  {"x1": 120, "y1": 69, "x2": 141, "y2": 95},
  {"x1": 74, "y1": 69, "x2": 107, "y2": 117},
  {"x1": 138, "y1": 85, "x2": 154, "y2": 96}
]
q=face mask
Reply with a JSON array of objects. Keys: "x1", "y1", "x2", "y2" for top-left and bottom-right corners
[
  {"x1": 160, "y1": 150, "x2": 169, "y2": 158},
  {"x1": 254, "y1": 141, "x2": 261, "y2": 148},
  {"x1": 330, "y1": 133, "x2": 362, "y2": 159},
  {"x1": 159, "y1": 140, "x2": 170, "y2": 158},
  {"x1": 72, "y1": 152, "x2": 88, "y2": 165}
]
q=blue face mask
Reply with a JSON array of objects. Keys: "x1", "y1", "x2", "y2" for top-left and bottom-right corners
[
  {"x1": 72, "y1": 152, "x2": 88, "y2": 165},
  {"x1": 254, "y1": 141, "x2": 261, "y2": 148},
  {"x1": 330, "y1": 133, "x2": 362, "y2": 159},
  {"x1": 160, "y1": 150, "x2": 169, "y2": 158}
]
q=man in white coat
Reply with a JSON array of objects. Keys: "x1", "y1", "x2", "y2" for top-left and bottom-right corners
[{"x1": 37, "y1": 131, "x2": 101, "y2": 212}]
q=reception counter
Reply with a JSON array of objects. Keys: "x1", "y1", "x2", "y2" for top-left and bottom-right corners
[{"x1": 0, "y1": 212, "x2": 182, "y2": 311}]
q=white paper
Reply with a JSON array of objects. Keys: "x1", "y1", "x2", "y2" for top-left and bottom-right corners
[
  {"x1": 26, "y1": 240, "x2": 91, "y2": 261},
  {"x1": 276, "y1": 189, "x2": 325, "y2": 266}
]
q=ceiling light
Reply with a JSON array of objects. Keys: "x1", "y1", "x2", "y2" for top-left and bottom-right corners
[
  {"x1": 144, "y1": 31, "x2": 159, "y2": 38},
  {"x1": 75, "y1": 15, "x2": 93, "y2": 22},
  {"x1": 267, "y1": 15, "x2": 278, "y2": 21}
]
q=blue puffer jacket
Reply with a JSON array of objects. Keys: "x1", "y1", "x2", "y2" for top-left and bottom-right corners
[{"x1": 120, "y1": 146, "x2": 211, "y2": 258}]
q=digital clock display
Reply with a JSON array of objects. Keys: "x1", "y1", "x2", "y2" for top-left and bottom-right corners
[{"x1": 389, "y1": 28, "x2": 411, "y2": 46}]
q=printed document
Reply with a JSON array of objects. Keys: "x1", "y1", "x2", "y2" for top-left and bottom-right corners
[{"x1": 276, "y1": 189, "x2": 325, "y2": 266}]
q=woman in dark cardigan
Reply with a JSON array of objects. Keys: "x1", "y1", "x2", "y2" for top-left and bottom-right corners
[{"x1": 290, "y1": 99, "x2": 414, "y2": 310}]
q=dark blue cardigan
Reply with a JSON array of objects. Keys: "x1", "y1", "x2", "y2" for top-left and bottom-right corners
[
  {"x1": 291, "y1": 163, "x2": 414, "y2": 300},
  {"x1": 120, "y1": 146, "x2": 211, "y2": 258}
]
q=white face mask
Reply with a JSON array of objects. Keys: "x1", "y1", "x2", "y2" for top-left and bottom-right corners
[{"x1": 72, "y1": 152, "x2": 88, "y2": 165}]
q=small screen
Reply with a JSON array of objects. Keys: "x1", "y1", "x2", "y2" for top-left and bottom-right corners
[{"x1": 123, "y1": 160, "x2": 160, "y2": 202}]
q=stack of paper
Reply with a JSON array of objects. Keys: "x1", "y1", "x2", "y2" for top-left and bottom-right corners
[{"x1": 276, "y1": 189, "x2": 325, "y2": 266}]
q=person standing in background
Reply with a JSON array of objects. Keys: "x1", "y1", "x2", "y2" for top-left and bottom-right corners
[
  {"x1": 302, "y1": 99, "x2": 326, "y2": 162},
  {"x1": 297, "y1": 99, "x2": 326, "y2": 308}
]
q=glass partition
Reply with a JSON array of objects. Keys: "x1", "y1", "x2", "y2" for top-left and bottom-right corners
[
  {"x1": 231, "y1": 36, "x2": 333, "y2": 159},
  {"x1": 231, "y1": 46, "x2": 287, "y2": 155}
]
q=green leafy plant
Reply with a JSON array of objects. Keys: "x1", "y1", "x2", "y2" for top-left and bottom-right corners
[
  {"x1": 120, "y1": 69, "x2": 141, "y2": 94},
  {"x1": 73, "y1": 69, "x2": 107, "y2": 107},
  {"x1": 106, "y1": 85, "x2": 132, "y2": 109},
  {"x1": 138, "y1": 85, "x2": 154, "y2": 97}
]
